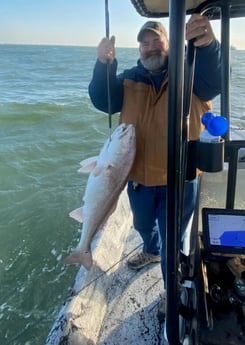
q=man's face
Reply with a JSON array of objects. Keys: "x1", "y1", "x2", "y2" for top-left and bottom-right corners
[{"x1": 139, "y1": 30, "x2": 169, "y2": 72}]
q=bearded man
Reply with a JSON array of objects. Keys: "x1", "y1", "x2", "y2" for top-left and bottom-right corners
[{"x1": 89, "y1": 14, "x2": 221, "y2": 317}]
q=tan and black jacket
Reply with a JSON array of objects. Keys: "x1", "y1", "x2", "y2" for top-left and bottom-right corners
[
  {"x1": 120, "y1": 78, "x2": 211, "y2": 186},
  {"x1": 89, "y1": 40, "x2": 221, "y2": 186}
]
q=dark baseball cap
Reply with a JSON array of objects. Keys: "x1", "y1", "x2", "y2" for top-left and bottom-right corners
[{"x1": 137, "y1": 21, "x2": 168, "y2": 42}]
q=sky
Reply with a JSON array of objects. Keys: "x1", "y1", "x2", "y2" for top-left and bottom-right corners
[{"x1": 0, "y1": 0, "x2": 245, "y2": 49}]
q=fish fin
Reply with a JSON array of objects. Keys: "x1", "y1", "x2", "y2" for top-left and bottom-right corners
[
  {"x1": 64, "y1": 250, "x2": 93, "y2": 270},
  {"x1": 93, "y1": 164, "x2": 114, "y2": 177},
  {"x1": 92, "y1": 166, "x2": 105, "y2": 176},
  {"x1": 105, "y1": 201, "x2": 118, "y2": 221},
  {"x1": 96, "y1": 201, "x2": 118, "y2": 231},
  {"x1": 110, "y1": 201, "x2": 118, "y2": 215},
  {"x1": 78, "y1": 156, "x2": 98, "y2": 173},
  {"x1": 69, "y1": 207, "x2": 84, "y2": 223}
]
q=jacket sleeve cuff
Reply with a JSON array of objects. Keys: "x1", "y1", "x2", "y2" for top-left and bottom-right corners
[{"x1": 94, "y1": 59, "x2": 118, "y2": 77}]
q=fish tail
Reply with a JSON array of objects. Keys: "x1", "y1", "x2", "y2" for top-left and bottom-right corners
[{"x1": 64, "y1": 250, "x2": 93, "y2": 270}]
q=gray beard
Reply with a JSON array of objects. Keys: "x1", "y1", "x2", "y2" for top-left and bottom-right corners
[{"x1": 141, "y1": 54, "x2": 167, "y2": 72}]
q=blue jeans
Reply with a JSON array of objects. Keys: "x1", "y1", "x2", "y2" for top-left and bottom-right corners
[{"x1": 127, "y1": 178, "x2": 198, "y2": 280}]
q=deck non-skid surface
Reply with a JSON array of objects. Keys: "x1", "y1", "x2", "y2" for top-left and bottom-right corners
[
  {"x1": 96, "y1": 231, "x2": 165, "y2": 345},
  {"x1": 46, "y1": 189, "x2": 166, "y2": 345}
]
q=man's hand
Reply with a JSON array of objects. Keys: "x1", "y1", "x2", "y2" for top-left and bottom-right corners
[
  {"x1": 186, "y1": 14, "x2": 215, "y2": 47},
  {"x1": 97, "y1": 36, "x2": 116, "y2": 63}
]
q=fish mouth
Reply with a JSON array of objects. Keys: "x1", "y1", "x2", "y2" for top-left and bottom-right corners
[{"x1": 117, "y1": 123, "x2": 135, "y2": 139}]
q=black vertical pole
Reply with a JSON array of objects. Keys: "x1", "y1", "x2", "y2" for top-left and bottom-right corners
[
  {"x1": 105, "y1": 0, "x2": 112, "y2": 137},
  {"x1": 166, "y1": 0, "x2": 186, "y2": 343},
  {"x1": 220, "y1": 4, "x2": 236, "y2": 209},
  {"x1": 220, "y1": 3, "x2": 230, "y2": 141}
]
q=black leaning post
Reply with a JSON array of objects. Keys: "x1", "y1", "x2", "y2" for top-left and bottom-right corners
[{"x1": 166, "y1": 0, "x2": 186, "y2": 344}]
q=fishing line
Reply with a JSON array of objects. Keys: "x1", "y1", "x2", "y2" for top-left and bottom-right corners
[
  {"x1": 105, "y1": 0, "x2": 112, "y2": 140},
  {"x1": 71, "y1": 243, "x2": 143, "y2": 295}
]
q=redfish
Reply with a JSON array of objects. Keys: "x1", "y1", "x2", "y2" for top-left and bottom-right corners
[{"x1": 65, "y1": 123, "x2": 136, "y2": 269}]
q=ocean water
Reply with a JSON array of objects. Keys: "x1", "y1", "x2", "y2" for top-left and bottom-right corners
[{"x1": 0, "y1": 44, "x2": 244, "y2": 345}]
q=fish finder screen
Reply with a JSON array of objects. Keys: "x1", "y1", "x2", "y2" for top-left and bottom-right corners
[
  {"x1": 208, "y1": 213, "x2": 245, "y2": 247},
  {"x1": 202, "y1": 208, "x2": 245, "y2": 254}
]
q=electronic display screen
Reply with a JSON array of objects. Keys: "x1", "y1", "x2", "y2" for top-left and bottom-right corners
[{"x1": 202, "y1": 208, "x2": 245, "y2": 255}]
